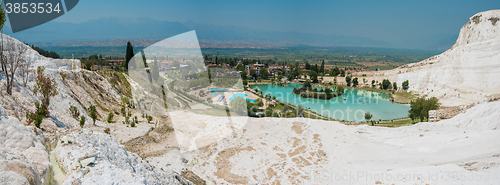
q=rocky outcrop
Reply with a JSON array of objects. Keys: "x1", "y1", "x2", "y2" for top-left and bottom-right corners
[
  {"x1": 54, "y1": 129, "x2": 187, "y2": 185},
  {"x1": 453, "y1": 10, "x2": 500, "y2": 48},
  {"x1": 0, "y1": 106, "x2": 50, "y2": 185},
  {"x1": 0, "y1": 33, "x2": 125, "y2": 129},
  {"x1": 356, "y1": 10, "x2": 500, "y2": 107}
]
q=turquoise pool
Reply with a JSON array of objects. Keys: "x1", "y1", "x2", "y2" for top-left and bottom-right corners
[
  {"x1": 252, "y1": 83, "x2": 410, "y2": 121},
  {"x1": 229, "y1": 93, "x2": 255, "y2": 103},
  {"x1": 210, "y1": 88, "x2": 228, "y2": 92},
  {"x1": 210, "y1": 92, "x2": 225, "y2": 96}
]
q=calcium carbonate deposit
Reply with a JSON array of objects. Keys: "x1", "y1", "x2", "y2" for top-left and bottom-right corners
[
  {"x1": 355, "y1": 10, "x2": 500, "y2": 107},
  {"x1": 0, "y1": 9, "x2": 500, "y2": 185}
]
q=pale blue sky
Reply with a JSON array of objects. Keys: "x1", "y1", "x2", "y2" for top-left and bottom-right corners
[{"x1": 34, "y1": 0, "x2": 500, "y2": 42}]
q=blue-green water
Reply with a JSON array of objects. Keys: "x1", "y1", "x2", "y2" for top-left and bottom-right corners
[
  {"x1": 210, "y1": 92, "x2": 225, "y2": 96},
  {"x1": 252, "y1": 83, "x2": 410, "y2": 122},
  {"x1": 210, "y1": 88, "x2": 228, "y2": 92},
  {"x1": 229, "y1": 93, "x2": 256, "y2": 103}
]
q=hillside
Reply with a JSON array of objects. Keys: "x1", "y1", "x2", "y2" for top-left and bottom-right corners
[
  {"x1": 356, "y1": 10, "x2": 500, "y2": 107},
  {"x1": 0, "y1": 34, "x2": 188, "y2": 184}
]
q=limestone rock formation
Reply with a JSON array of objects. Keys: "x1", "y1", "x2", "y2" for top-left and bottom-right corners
[
  {"x1": 358, "y1": 10, "x2": 500, "y2": 106},
  {"x1": 55, "y1": 130, "x2": 187, "y2": 185},
  {"x1": 0, "y1": 108, "x2": 50, "y2": 185}
]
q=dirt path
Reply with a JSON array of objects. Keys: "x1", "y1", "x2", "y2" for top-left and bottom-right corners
[{"x1": 123, "y1": 115, "x2": 180, "y2": 158}]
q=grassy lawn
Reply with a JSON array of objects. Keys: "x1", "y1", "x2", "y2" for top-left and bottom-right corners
[
  {"x1": 369, "y1": 118, "x2": 425, "y2": 127},
  {"x1": 393, "y1": 91, "x2": 417, "y2": 103}
]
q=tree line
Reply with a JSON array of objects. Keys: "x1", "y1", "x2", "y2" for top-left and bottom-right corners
[{"x1": 24, "y1": 43, "x2": 60, "y2": 59}]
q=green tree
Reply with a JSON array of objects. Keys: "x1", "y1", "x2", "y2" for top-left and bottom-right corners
[
  {"x1": 393, "y1": 82, "x2": 397, "y2": 90},
  {"x1": 265, "y1": 107, "x2": 273, "y2": 117},
  {"x1": 230, "y1": 96, "x2": 247, "y2": 115},
  {"x1": 124, "y1": 41, "x2": 134, "y2": 70},
  {"x1": 303, "y1": 79, "x2": 312, "y2": 88},
  {"x1": 308, "y1": 71, "x2": 318, "y2": 83},
  {"x1": 84, "y1": 60, "x2": 93, "y2": 70},
  {"x1": 80, "y1": 116, "x2": 86, "y2": 128},
  {"x1": 331, "y1": 67, "x2": 340, "y2": 76},
  {"x1": 89, "y1": 105, "x2": 97, "y2": 126},
  {"x1": 408, "y1": 97, "x2": 439, "y2": 122},
  {"x1": 34, "y1": 67, "x2": 58, "y2": 107},
  {"x1": 0, "y1": 2, "x2": 6, "y2": 31},
  {"x1": 353, "y1": 77, "x2": 359, "y2": 87},
  {"x1": 107, "y1": 112, "x2": 114, "y2": 123},
  {"x1": 236, "y1": 64, "x2": 245, "y2": 71},
  {"x1": 250, "y1": 69, "x2": 257, "y2": 79},
  {"x1": 372, "y1": 80, "x2": 375, "y2": 87},
  {"x1": 255, "y1": 98, "x2": 264, "y2": 107},
  {"x1": 259, "y1": 68, "x2": 269, "y2": 79},
  {"x1": 336, "y1": 85, "x2": 344, "y2": 95},
  {"x1": 172, "y1": 60, "x2": 180, "y2": 68},
  {"x1": 345, "y1": 76, "x2": 352, "y2": 86},
  {"x1": 382, "y1": 79, "x2": 391, "y2": 90},
  {"x1": 277, "y1": 75, "x2": 282, "y2": 82},
  {"x1": 324, "y1": 88, "x2": 332, "y2": 99},
  {"x1": 364, "y1": 112, "x2": 373, "y2": 123},
  {"x1": 402, "y1": 80, "x2": 409, "y2": 90},
  {"x1": 320, "y1": 60, "x2": 325, "y2": 73},
  {"x1": 241, "y1": 70, "x2": 247, "y2": 80}
]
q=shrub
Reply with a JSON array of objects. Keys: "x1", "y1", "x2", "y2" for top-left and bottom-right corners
[
  {"x1": 364, "y1": 112, "x2": 373, "y2": 123},
  {"x1": 408, "y1": 97, "x2": 439, "y2": 122},
  {"x1": 69, "y1": 106, "x2": 80, "y2": 119},
  {"x1": 353, "y1": 77, "x2": 359, "y2": 87},
  {"x1": 26, "y1": 101, "x2": 50, "y2": 128},
  {"x1": 147, "y1": 115, "x2": 153, "y2": 123},
  {"x1": 131, "y1": 121, "x2": 136, "y2": 127},
  {"x1": 345, "y1": 76, "x2": 352, "y2": 86},
  {"x1": 34, "y1": 67, "x2": 58, "y2": 107},
  {"x1": 134, "y1": 116, "x2": 138, "y2": 124},
  {"x1": 402, "y1": 80, "x2": 409, "y2": 90},
  {"x1": 84, "y1": 60, "x2": 93, "y2": 70},
  {"x1": 89, "y1": 105, "x2": 97, "y2": 125},
  {"x1": 303, "y1": 79, "x2": 312, "y2": 88},
  {"x1": 80, "y1": 116, "x2": 86, "y2": 128},
  {"x1": 107, "y1": 112, "x2": 114, "y2": 123},
  {"x1": 121, "y1": 107, "x2": 126, "y2": 115},
  {"x1": 104, "y1": 128, "x2": 110, "y2": 134},
  {"x1": 230, "y1": 97, "x2": 247, "y2": 115},
  {"x1": 382, "y1": 79, "x2": 391, "y2": 90},
  {"x1": 336, "y1": 85, "x2": 344, "y2": 95},
  {"x1": 26, "y1": 111, "x2": 43, "y2": 128},
  {"x1": 60, "y1": 72, "x2": 67, "y2": 81}
]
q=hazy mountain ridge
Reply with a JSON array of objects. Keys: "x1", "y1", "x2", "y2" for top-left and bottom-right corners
[{"x1": 4, "y1": 16, "x2": 455, "y2": 49}]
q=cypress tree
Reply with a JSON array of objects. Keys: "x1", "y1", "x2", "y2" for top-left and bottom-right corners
[
  {"x1": 320, "y1": 60, "x2": 325, "y2": 73},
  {"x1": 124, "y1": 41, "x2": 134, "y2": 70}
]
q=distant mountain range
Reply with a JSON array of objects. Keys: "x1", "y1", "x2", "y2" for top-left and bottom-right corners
[{"x1": 4, "y1": 17, "x2": 456, "y2": 50}]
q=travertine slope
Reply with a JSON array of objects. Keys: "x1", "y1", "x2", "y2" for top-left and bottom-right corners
[{"x1": 358, "y1": 10, "x2": 500, "y2": 106}]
